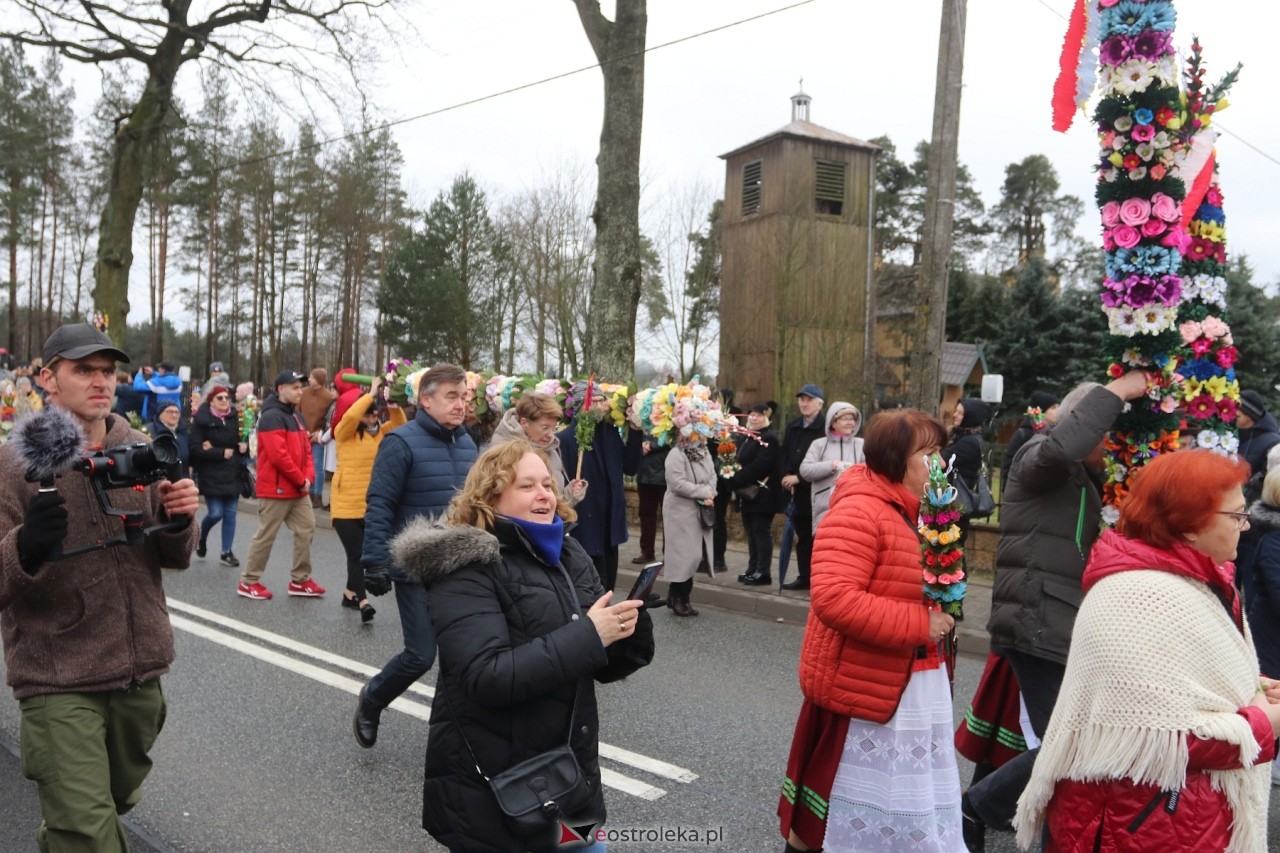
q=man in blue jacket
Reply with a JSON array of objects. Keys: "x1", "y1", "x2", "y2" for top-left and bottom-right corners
[{"x1": 353, "y1": 363, "x2": 477, "y2": 748}]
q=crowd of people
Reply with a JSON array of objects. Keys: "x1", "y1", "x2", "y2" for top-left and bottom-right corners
[{"x1": 6, "y1": 322, "x2": 1280, "y2": 852}]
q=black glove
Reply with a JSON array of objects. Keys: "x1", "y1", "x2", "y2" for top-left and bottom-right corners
[
  {"x1": 17, "y1": 491, "x2": 69, "y2": 574},
  {"x1": 364, "y1": 566, "x2": 393, "y2": 597}
]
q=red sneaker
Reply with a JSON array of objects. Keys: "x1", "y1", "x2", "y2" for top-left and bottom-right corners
[
  {"x1": 287, "y1": 579, "x2": 326, "y2": 597},
  {"x1": 237, "y1": 581, "x2": 273, "y2": 600}
]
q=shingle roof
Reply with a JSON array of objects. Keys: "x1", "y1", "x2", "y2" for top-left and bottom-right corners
[
  {"x1": 940, "y1": 342, "x2": 986, "y2": 387},
  {"x1": 720, "y1": 120, "x2": 882, "y2": 160}
]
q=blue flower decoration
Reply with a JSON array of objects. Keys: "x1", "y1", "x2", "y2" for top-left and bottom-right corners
[
  {"x1": 1134, "y1": 108, "x2": 1154, "y2": 126},
  {"x1": 1100, "y1": 0, "x2": 1175, "y2": 38},
  {"x1": 1196, "y1": 204, "x2": 1225, "y2": 225}
]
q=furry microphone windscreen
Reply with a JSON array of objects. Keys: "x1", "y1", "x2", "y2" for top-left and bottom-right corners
[{"x1": 11, "y1": 405, "x2": 87, "y2": 483}]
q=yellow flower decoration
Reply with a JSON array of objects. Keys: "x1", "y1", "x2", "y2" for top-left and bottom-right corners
[
  {"x1": 1182, "y1": 377, "x2": 1203, "y2": 401},
  {"x1": 1204, "y1": 375, "x2": 1228, "y2": 402}
]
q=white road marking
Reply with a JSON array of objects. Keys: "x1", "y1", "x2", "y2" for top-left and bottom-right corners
[{"x1": 167, "y1": 598, "x2": 697, "y2": 794}]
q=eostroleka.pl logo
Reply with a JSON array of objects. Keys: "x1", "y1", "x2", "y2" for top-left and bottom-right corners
[{"x1": 557, "y1": 818, "x2": 602, "y2": 848}]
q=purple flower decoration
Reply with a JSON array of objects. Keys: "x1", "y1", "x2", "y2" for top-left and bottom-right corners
[
  {"x1": 1132, "y1": 29, "x2": 1173, "y2": 61},
  {"x1": 1099, "y1": 35, "x2": 1132, "y2": 67}
]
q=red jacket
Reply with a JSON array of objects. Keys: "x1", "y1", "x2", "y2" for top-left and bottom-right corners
[
  {"x1": 798, "y1": 465, "x2": 933, "y2": 723},
  {"x1": 255, "y1": 394, "x2": 311, "y2": 500},
  {"x1": 1043, "y1": 530, "x2": 1277, "y2": 852}
]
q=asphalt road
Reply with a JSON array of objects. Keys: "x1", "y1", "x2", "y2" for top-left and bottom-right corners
[{"x1": 2, "y1": 511, "x2": 1279, "y2": 852}]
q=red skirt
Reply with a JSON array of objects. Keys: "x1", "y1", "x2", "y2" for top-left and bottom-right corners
[
  {"x1": 953, "y1": 651, "x2": 1029, "y2": 768},
  {"x1": 778, "y1": 700, "x2": 850, "y2": 849}
]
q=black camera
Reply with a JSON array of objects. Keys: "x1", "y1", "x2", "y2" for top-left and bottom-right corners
[{"x1": 74, "y1": 433, "x2": 180, "y2": 489}]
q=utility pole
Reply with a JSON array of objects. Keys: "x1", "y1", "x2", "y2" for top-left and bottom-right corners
[{"x1": 909, "y1": 0, "x2": 967, "y2": 415}]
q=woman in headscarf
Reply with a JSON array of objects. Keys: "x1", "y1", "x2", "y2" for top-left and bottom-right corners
[{"x1": 662, "y1": 428, "x2": 718, "y2": 616}]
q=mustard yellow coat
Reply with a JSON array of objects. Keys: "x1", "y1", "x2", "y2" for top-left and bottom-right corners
[{"x1": 329, "y1": 393, "x2": 406, "y2": 520}]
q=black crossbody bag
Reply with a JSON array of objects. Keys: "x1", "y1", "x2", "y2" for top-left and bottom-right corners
[{"x1": 440, "y1": 561, "x2": 594, "y2": 841}]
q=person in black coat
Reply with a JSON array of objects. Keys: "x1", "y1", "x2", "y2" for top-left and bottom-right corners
[
  {"x1": 731, "y1": 403, "x2": 781, "y2": 586},
  {"x1": 190, "y1": 385, "x2": 247, "y2": 566},
  {"x1": 944, "y1": 396, "x2": 988, "y2": 546},
  {"x1": 1003, "y1": 390, "x2": 1060, "y2": 475},
  {"x1": 777, "y1": 384, "x2": 827, "y2": 590},
  {"x1": 394, "y1": 440, "x2": 654, "y2": 853},
  {"x1": 148, "y1": 400, "x2": 190, "y2": 479},
  {"x1": 557, "y1": 395, "x2": 643, "y2": 593},
  {"x1": 632, "y1": 434, "x2": 669, "y2": 564},
  {"x1": 1238, "y1": 390, "x2": 1280, "y2": 503}
]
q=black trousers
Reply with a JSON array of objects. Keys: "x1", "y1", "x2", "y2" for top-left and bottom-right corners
[
  {"x1": 591, "y1": 546, "x2": 620, "y2": 595},
  {"x1": 713, "y1": 489, "x2": 732, "y2": 563},
  {"x1": 636, "y1": 483, "x2": 665, "y2": 559},
  {"x1": 742, "y1": 512, "x2": 774, "y2": 573},
  {"x1": 966, "y1": 646, "x2": 1067, "y2": 830},
  {"x1": 793, "y1": 513, "x2": 814, "y2": 580},
  {"x1": 332, "y1": 517, "x2": 366, "y2": 600}
]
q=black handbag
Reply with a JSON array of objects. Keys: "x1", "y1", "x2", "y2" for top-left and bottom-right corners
[
  {"x1": 733, "y1": 483, "x2": 760, "y2": 502},
  {"x1": 955, "y1": 462, "x2": 995, "y2": 518},
  {"x1": 442, "y1": 562, "x2": 594, "y2": 842},
  {"x1": 238, "y1": 463, "x2": 255, "y2": 499},
  {"x1": 697, "y1": 503, "x2": 716, "y2": 529}
]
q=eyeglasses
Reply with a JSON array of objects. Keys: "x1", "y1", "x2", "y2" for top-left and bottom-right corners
[
  {"x1": 212, "y1": 394, "x2": 229, "y2": 400},
  {"x1": 1218, "y1": 510, "x2": 1251, "y2": 529},
  {"x1": 521, "y1": 420, "x2": 557, "y2": 435}
]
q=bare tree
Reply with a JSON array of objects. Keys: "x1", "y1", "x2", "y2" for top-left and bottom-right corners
[
  {"x1": 637, "y1": 180, "x2": 720, "y2": 381},
  {"x1": 571, "y1": 0, "x2": 646, "y2": 380},
  {"x1": 2, "y1": 0, "x2": 397, "y2": 345}
]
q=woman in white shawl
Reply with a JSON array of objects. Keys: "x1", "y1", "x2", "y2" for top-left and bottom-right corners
[
  {"x1": 798, "y1": 402, "x2": 864, "y2": 529},
  {"x1": 1015, "y1": 450, "x2": 1280, "y2": 853}
]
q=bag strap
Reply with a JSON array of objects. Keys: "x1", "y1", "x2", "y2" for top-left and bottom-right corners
[{"x1": 439, "y1": 559, "x2": 584, "y2": 782}]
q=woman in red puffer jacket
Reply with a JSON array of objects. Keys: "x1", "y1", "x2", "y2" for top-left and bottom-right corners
[{"x1": 778, "y1": 409, "x2": 965, "y2": 853}]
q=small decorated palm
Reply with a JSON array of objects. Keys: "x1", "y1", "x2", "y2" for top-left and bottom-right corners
[{"x1": 920, "y1": 453, "x2": 966, "y2": 620}]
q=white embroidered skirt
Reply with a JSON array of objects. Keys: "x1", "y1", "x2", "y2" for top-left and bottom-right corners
[{"x1": 822, "y1": 666, "x2": 966, "y2": 852}]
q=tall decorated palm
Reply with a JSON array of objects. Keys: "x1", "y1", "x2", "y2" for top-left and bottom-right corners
[{"x1": 1054, "y1": 0, "x2": 1241, "y2": 520}]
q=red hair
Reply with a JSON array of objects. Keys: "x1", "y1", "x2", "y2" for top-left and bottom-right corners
[
  {"x1": 1117, "y1": 449, "x2": 1250, "y2": 548},
  {"x1": 863, "y1": 409, "x2": 948, "y2": 483}
]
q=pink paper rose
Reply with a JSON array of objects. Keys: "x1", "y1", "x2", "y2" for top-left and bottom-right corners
[
  {"x1": 1119, "y1": 197, "x2": 1152, "y2": 226},
  {"x1": 1111, "y1": 224, "x2": 1142, "y2": 248},
  {"x1": 1101, "y1": 201, "x2": 1121, "y2": 227},
  {"x1": 1140, "y1": 218, "x2": 1167, "y2": 238},
  {"x1": 1161, "y1": 227, "x2": 1192, "y2": 254},
  {"x1": 1150, "y1": 192, "x2": 1179, "y2": 223}
]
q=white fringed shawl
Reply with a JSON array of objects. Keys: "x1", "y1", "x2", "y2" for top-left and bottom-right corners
[{"x1": 1014, "y1": 570, "x2": 1269, "y2": 852}]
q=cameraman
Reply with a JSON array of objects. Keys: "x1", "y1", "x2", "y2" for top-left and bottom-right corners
[{"x1": 0, "y1": 324, "x2": 199, "y2": 851}]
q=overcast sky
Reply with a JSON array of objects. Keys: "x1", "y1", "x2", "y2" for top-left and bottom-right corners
[
  {"x1": 37, "y1": 0, "x2": 1280, "y2": 349},
  {"x1": 369, "y1": 0, "x2": 1279, "y2": 286}
]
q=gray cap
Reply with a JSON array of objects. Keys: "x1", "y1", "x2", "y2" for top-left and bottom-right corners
[{"x1": 42, "y1": 324, "x2": 130, "y2": 364}]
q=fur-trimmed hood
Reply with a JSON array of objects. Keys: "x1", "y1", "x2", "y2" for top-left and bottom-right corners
[
  {"x1": 1248, "y1": 500, "x2": 1280, "y2": 532},
  {"x1": 391, "y1": 516, "x2": 500, "y2": 583}
]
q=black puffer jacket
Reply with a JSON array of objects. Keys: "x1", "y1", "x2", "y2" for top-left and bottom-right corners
[
  {"x1": 189, "y1": 403, "x2": 242, "y2": 497},
  {"x1": 986, "y1": 386, "x2": 1123, "y2": 664},
  {"x1": 394, "y1": 516, "x2": 654, "y2": 853}
]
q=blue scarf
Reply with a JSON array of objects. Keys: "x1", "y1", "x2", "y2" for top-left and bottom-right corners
[{"x1": 501, "y1": 514, "x2": 565, "y2": 566}]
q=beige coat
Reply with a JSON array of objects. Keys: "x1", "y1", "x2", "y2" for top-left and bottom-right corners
[
  {"x1": 661, "y1": 446, "x2": 716, "y2": 583},
  {"x1": 487, "y1": 408, "x2": 578, "y2": 506}
]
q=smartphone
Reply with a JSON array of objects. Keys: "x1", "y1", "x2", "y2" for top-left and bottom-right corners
[{"x1": 627, "y1": 561, "x2": 663, "y2": 602}]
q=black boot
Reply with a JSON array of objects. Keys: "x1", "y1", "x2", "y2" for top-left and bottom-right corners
[
  {"x1": 961, "y1": 791, "x2": 985, "y2": 852},
  {"x1": 742, "y1": 570, "x2": 772, "y2": 586},
  {"x1": 353, "y1": 687, "x2": 382, "y2": 748},
  {"x1": 781, "y1": 575, "x2": 810, "y2": 591}
]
